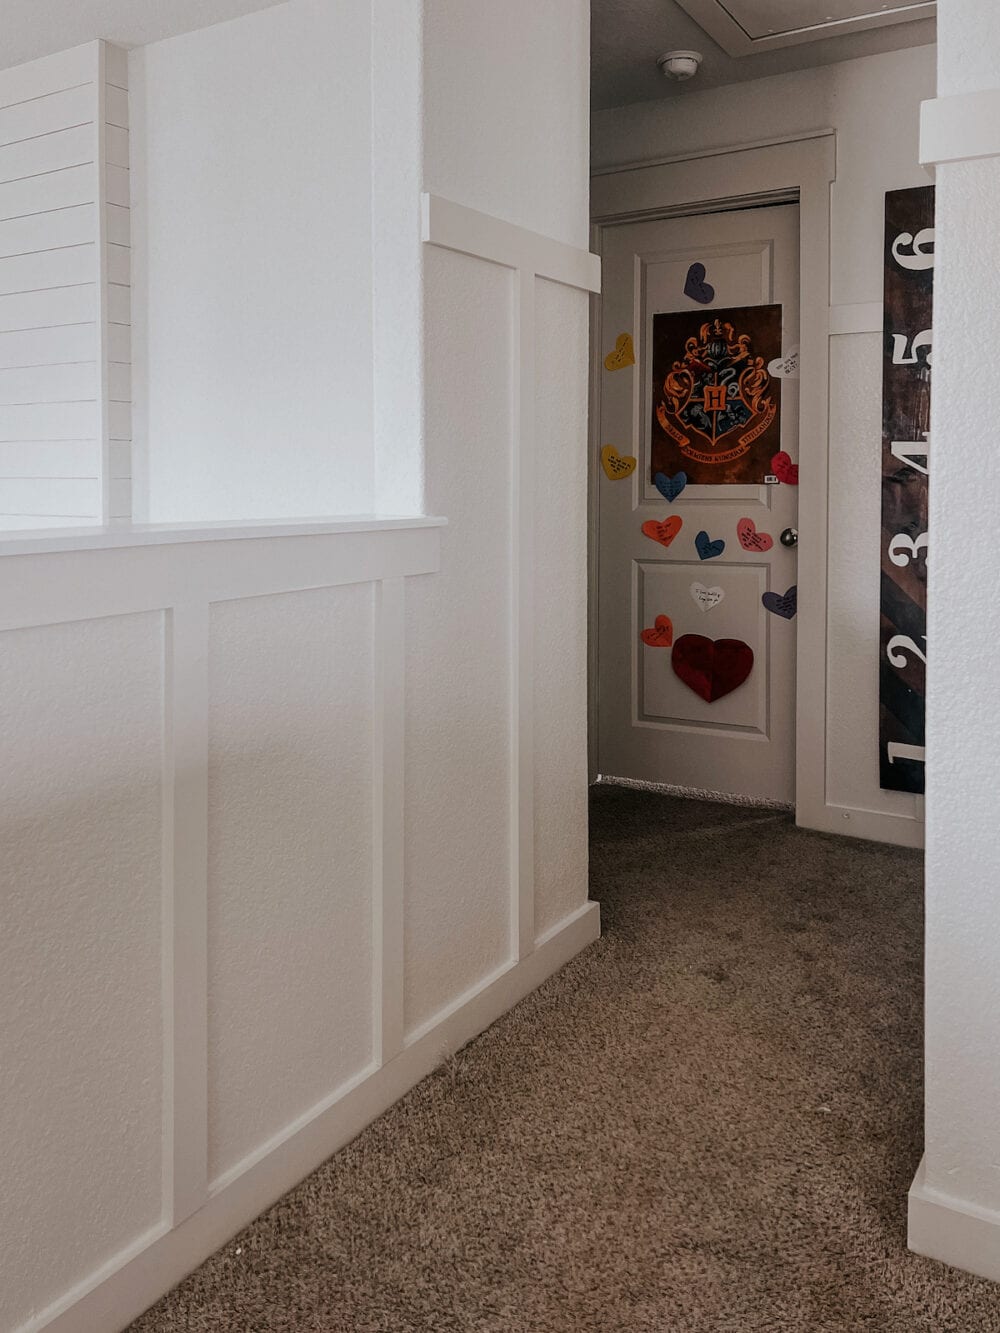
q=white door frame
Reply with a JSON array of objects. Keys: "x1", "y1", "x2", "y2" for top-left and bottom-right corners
[{"x1": 589, "y1": 131, "x2": 838, "y2": 835}]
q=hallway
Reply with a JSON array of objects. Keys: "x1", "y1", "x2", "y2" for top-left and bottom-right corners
[{"x1": 126, "y1": 787, "x2": 998, "y2": 1330}]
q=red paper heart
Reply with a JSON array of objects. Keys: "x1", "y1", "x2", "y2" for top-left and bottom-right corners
[
  {"x1": 737, "y1": 516, "x2": 773, "y2": 552},
  {"x1": 641, "y1": 516, "x2": 683, "y2": 549},
  {"x1": 771, "y1": 451, "x2": 799, "y2": 486},
  {"x1": 640, "y1": 615, "x2": 674, "y2": 648},
  {"x1": 671, "y1": 634, "x2": 754, "y2": 703}
]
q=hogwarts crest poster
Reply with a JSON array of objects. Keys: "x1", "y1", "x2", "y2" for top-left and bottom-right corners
[{"x1": 649, "y1": 305, "x2": 783, "y2": 485}]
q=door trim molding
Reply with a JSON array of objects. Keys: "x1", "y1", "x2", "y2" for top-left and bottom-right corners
[{"x1": 589, "y1": 134, "x2": 866, "y2": 840}]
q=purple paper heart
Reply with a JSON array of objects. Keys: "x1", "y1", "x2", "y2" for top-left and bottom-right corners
[
  {"x1": 684, "y1": 262, "x2": 715, "y2": 305},
  {"x1": 695, "y1": 529, "x2": 725, "y2": 560},
  {"x1": 762, "y1": 585, "x2": 797, "y2": 619},
  {"x1": 653, "y1": 470, "x2": 687, "y2": 503}
]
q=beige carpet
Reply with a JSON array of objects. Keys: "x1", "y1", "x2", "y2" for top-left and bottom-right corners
[{"x1": 129, "y1": 784, "x2": 1000, "y2": 1331}]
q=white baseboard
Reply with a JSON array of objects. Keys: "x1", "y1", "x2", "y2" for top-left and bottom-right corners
[
  {"x1": 24, "y1": 900, "x2": 601, "y2": 1333},
  {"x1": 908, "y1": 1155, "x2": 1000, "y2": 1282}
]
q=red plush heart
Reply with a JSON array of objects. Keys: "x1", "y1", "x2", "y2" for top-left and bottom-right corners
[
  {"x1": 771, "y1": 451, "x2": 799, "y2": 486},
  {"x1": 641, "y1": 516, "x2": 683, "y2": 549},
  {"x1": 640, "y1": 615, "x2": 674, "y2": 648},
  {"x1": 671, "y1": 634, "x2": 754, "y2": 703}
]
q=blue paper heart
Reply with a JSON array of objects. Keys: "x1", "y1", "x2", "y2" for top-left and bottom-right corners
[
  {"x1": 653, "y1": 470, "x2": 687, "y2": 503},
  {"x1": 695, "y1": 530, "x2": 725, "y2": 561},
  {"x1": 684, "y1": 262, "x2": 715, "y2": 305},
  {"x1": 762, "y1": 585, "x2": 797, "y2": 619}
]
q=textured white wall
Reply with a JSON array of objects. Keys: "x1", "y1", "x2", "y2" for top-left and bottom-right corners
[
  {"x1": 922, "y1": 0, "x2": 1000, "y2": 1223},
  {"x1": 130, "y1": 0, "x2": 374, "y2": 522},
  {"x1": 592, "y1": 45, "x2": 935, "y2": 844}
]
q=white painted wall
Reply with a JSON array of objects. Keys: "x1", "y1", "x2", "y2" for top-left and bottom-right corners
[
  {"x1": 423, "y1": 0, "x2": 590, "y2": 249},
  {"x1": 591, "y1": 44, "x2": 936, "y2": 847},
  {"x1": 1, "y1": 3, "x2": 596, "y2": 1329},
  {"x1": 907, "y1": 0, "x2": 1000, "y2": 1284},
  {"x1": 129, "y1": 0, "x2": 374, "y2": 522}
]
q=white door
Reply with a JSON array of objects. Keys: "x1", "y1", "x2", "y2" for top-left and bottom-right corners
[{"x1": 596, "y1": 204, "x2": 800, "y2": 804}]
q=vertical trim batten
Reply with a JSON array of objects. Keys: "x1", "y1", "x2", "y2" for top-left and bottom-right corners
[
  {"x1": 512, "y1": 269, "x2": 536, "y2": 960},
  {"x1": 373, "y1": 576, "x2": 406, "y2": 1062},
  {"x1": 162, "y1": 601, "x2": 210, "y2": 1225}
]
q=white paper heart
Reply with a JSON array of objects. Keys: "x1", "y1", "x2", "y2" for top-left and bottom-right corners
[
  {"x1": 690, "y1": 582, "x2": 725, "y2": 612},
  {"x1": 767, "y1": 346, "x2": 799, "y2": 379}
]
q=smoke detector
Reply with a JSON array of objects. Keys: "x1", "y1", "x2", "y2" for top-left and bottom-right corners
[{"x1": 657, "y1": 49, "x2": 703, "y2": 81}]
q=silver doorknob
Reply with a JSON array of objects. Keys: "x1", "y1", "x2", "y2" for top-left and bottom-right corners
[{"x1": 780, "y1": 527, "x2": 798, "y2": 548}]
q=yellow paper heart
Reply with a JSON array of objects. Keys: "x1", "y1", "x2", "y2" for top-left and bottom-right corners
[
  {"x1": 604, "y1": 332, "x2": 635, "y2": 372},
  {"x1": 601, "y1": 445, "x2": 637, "y2": 481}
]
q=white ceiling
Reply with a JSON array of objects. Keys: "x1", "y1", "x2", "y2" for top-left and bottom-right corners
[
  {"x1": 0, "y1": 0, "x2": 290, "y2": 72},
  {"x1": 592, "y1": 0, "x2": 936, "y2": 109}
]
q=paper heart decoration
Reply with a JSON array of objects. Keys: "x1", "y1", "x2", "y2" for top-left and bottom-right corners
[
  {"x1": 690, "y1": 582, "x2": 724, "y2": 612},
  {"x1": 771, "y1": 451, "x2": 799, "y2": 486},
  {"x1": 672, "y1": 634, "x2": 754, "y2": 703},
  {"x1": 767, "y1": 346, "x2": 799, "y2": 379},
  {"x1": 601, "y1": 445, "x2": 637, "y2": 481},
  {"x1": 653, "y1": 470, "x2": 687, "y2": 503},
  {"x1": 683, "y1": 262, "x2": 715, "y2": 305},
  {"x1": 640, "y1": 615, "x2": 674, "y2": 648},
  {"x1": 737, "y1": 517, "x2": 773, "y2": 553},
  {"x1": 695, "y1": 529, "x2": 725, "y2": 560},
  {"x1": 604, "y1": 332, "x2": 635, "y2": 372},
  {"x1": 762, "y1": 585, "x2": 797, "y2": 619},
  {"x1": 641, "y1": 516, "x2": 683, "y2": 549}
]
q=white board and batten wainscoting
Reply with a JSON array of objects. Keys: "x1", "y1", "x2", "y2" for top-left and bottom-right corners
[{"x1": 1, "y1": 192, "x2": 600, "y2": 1333}]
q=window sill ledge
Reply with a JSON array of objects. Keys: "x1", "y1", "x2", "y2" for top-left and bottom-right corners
[{"x1": 0, "y1": 514, "x2": 447, "y2": 558}]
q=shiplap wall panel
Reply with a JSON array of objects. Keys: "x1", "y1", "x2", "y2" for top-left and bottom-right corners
[
  {"x1": 0, "y1": 612, "x2": 164, "y2": 1331},
  {"x1": 0, "y1": 441, "x2": 97, "y2": 477},
  {"x1": 0, "y1": 41, "x2": 131, "y2": 528},
  {"x1": 0, "y1": 478, "x2": 100, "y2": 514},
  {"x1": 0, "y1": 203, "x2": 95, "y2": 259},
  {"x1": 0, "y1": 362, "x2": 97, "y2": 404},
  {"x1": 106, "y1": 85, "x2": 128, "y2": 129},
  {"x1": 108, "y1": 281, "x2": 130, "y2": 325},
  {"x1": 0, "y1": 403, "x2": 98, "y2": 440},
  {"x1": 0, "y1": 123, "x2": 94, "y2": 184},
  {"x1": 0, "y1": 323, "x2": 97, "y2": 367},
  {"x1": 0, "y1": 164, "x2": 96, "y2": 222},
  {"x1": 107, "y1": 125, "x2": 129, "y2": 168},
  {"x1": 0, "y1": 44, "x2": 95, "y2": 109},
  {"x1": 0, "y1": 284, "x2": 95, "y2": 333},
  {"x1": 108, "y1": 320, "x2": 129, "y2": 362},
  {"x1": 0, "y1": 243, "x2": 96, "y2": 294},
  {"x1": 103, "y1": 48, "x2": 132, "y2": 522},
  {"x1": 0, "y1": 85, "x2": 95, "y2": 148},
  {"x1": 207, "y1": 584, "x2": 376, "y2": 1184},
  {"x1": 107, "y1": 203, "x2": 129, "y2": 246}
]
